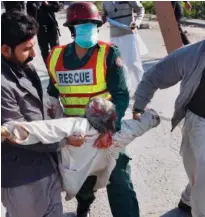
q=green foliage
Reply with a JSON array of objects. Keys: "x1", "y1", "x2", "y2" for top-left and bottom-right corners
[
  {"x1": 142, "y1": 1, "x2": 205, "y2": 20},
  {"x1": 94, "y1": 1, "x2": 103, "y2": 12},
  {"x1": 141, "y1": 1, "x2": 156, "y2": 14},
  {"x1": 183, "y1": 1, "x2": 205, "y2": 20},
  {"x1": 93, "y1": 1, "x2": 205, "y2": 20}
]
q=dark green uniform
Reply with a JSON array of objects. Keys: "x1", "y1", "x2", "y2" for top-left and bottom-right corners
[{"x1": 47, "y1": 42, "x2": 139, "y2": 217}]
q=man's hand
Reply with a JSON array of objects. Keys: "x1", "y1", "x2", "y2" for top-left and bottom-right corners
[
  {"x1": 47, "y1": 105, "x2": 57, "y2": 119},
  {"x1": 130, "y1": 22, "x2": 137, "y2": 30},
  {"x1": 185, "y1": 1, "x2": 192, "y2": 10},
  {"x1": 133, "y1": 112, "x2": 142, "y2": 120},
  {"x1": 43, "y1": 1, "x2": 49, "y2": 6},
  {"x1": 1, "y1": 127, "x2": 9, "y2": 142},
  {"x1": 130, "y1": 21, "x2": 140, "y2": 31},
  {"x1": 66, "y1": 135, "x2": 85, "y2": 147},
  {"x1": 1, "y1": 126, "x2": 28, "y2": 144}
]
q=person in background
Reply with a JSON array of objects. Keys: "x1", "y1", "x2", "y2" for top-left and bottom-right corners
[
  {"x1": 133, "y1": 39, "x2": 205, "y2": 217},
  {"x1": 27, "y1": 1, "x2": 60, "y2": 65},
  {"x1": 3, "y1": 1, "x2": 25, "y2": 12},
  {"x1": 171, "y1": 1, "x2": 192, "y2": 45},
  {"x1": 102, "y1": 1, "x2": 146, "y2": 97},
  {"x1": 47, "y1": 2, "x2": 140, "y2": 217}
]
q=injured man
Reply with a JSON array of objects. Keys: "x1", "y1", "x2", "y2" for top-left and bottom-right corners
[{"x1": 2, "y1": 97, "x2": 160, "y2": 200}]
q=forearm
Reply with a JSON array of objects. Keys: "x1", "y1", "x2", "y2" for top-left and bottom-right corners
[
  {"x1": 133, "y1": 74, "x2": 158, "y2": 111},
  {"x1": 2, "y1": 120, "x2": 60, "y2": 152},
  {"x1": 112, "y1": 90, "x2": 129, "y2": 131},
  {"x1": 134, "y1": 47, "x2": 187, "y2": 111}
]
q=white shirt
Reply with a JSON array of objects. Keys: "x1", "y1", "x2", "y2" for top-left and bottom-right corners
[{"x1": 4, "y1": 109, "x2": 159, "y2": 200}]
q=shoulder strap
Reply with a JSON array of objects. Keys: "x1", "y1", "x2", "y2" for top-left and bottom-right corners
[{"x1": 98, "y1": 40, "x2": 112, "y2": 47}]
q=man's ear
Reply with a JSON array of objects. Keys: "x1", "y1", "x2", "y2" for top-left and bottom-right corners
[{"x1": 1, "y1": 44, "x2": 12, "y2": 58}]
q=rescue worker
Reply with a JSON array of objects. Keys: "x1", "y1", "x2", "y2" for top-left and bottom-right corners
[
  {"x1": 102, "y1": 1, "x2": 146, "y2": 97},
  {"x1": 47, "y1": 2, "x2": 139, "y2": 217},
  {"x1": 27, "y1": 1, "x2": 60, "y2": 65},
  {"x1": 133, "y1": 39, "x2": 205, "y2": 217}
]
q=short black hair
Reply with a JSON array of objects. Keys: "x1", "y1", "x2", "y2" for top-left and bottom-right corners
[{"x1": 1, "y1": 10, "x2": 39, "y2": 47}]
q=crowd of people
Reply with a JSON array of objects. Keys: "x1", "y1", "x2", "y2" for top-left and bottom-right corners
[{"x1": 1, "y1": 1, "x2": 204, "y2": 217}]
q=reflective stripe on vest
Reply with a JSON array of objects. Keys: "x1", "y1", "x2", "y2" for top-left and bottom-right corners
[{"x1": 48, "y1": 42, "x2": 111, "y2": 116}]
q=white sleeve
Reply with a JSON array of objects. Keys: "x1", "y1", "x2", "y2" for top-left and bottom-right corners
[
  {"x1": 114, "y1": 109, "x2": 160, "y2": 146},
  {"x1": 3, "y1": 118, "x2": 89, "y2": 145}
]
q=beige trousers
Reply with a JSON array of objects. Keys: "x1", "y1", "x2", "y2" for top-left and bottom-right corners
[
  {"x1": 180, "y1": 111, "x2": 205, "y2": 217},
  {"x1": 1, "y1": 173, "x2": 62, "y2": 217}
]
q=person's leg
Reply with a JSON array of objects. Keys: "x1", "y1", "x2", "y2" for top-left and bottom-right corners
[
  {"x1": 1, "y1": 173, "x2": 62, "y2": 217},
  {"x1": 189, "y1": 114, "x2": 205, "y2": 217},
  {"x1": 37, "y1": 26, "x2": 49, "y2": 65},
  {"x1": 107, "y1": 153, "x2": 140, "y2": 217},
  {"x1": 180, "y1": 112, "x2": 195, "y2": 208},
  {"x1": 76, "y1": 176, "x2": 97, "y2": 217},
  {"x1": 177, "y1": 22, "x2": 190, "y2": 45},
  {"x1": 180, "y1": 111, "x2": 205, "y2": 216},
  {"x1": 43, "y1": 173, "x2": 63, "y2": 217},
  {"x1": 130, "y1": 33, "x2": 144, "y2": 85},
  {"x1": 180, "y1": 184, "x2": 192, "y2": 209},
  {"x1": 129, "y1": 63, "x2": 144, "y2": 96},
  {"x1": 48, "y1": 26, "x2": 59, "y2": 50},
  {"x1": 111, "y1": 37, "x2": 131, "y2": 94},
  {"x1": 180, "y1": 31, "x2": 190, "y2": 45}
]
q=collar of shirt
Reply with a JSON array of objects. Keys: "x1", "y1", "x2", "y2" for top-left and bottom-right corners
[
  {"x1": 63, "y1": 42, "x2": 100, "y2": 69},
  {"x1": 1, "y1": 56, "x2": 26, "y2": 78}
]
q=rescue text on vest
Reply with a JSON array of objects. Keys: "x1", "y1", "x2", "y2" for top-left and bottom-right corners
[{"x1": 57, "y1": 69, "x2": 94, "y2": 86}]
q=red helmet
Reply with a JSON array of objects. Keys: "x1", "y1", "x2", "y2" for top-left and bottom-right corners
[{"x1": 63, "y1": 2, "x2": 103, "y2": 27}]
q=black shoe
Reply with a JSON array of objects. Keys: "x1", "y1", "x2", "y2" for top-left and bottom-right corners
[
  {"x1": 77, "y1": 210, "x2": 90, "y2": 217},
  {"x1": 178, "y1": 199, "x2": 192, "y2": 213}
]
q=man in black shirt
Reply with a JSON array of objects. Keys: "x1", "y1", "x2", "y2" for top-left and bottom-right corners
[
  {"x1": 187, "y1": 69, "x2": 205, "y2": 118},
  {"x1": 171, "y1": 1, "x2": 191, "y2": 45},
  {"x1": 3, "y1": 1, "x2": 25, "y2": 12},
  {"x1": 27, "y1": 1, "x2": 60, "y2": 65}
]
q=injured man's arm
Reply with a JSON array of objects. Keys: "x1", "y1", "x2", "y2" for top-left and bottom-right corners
[
  {"x1": 2, "y1": 97, "x2": 160, "y2": 147},
  {"x1": 2, "y1": 97, "x2": 160, "y2": 199}
]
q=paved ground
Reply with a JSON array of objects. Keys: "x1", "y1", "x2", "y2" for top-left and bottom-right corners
[{"x1": 1, "y1": 7, "x2": 205, "y2": 217}]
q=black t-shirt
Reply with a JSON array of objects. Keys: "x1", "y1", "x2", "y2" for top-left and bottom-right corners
[
  {"x1": 187, "y1": 68, "x2": 205, "y2": 118},
  {"x1": 26, "y1": 1, "x2": 59, "y2": 27},
  {"x1": 171, "y1": 1, "x2": 184, "y2": 22}
]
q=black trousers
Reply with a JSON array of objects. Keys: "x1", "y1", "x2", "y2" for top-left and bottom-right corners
[
  {"x1": 37, "y1": 25, "x2": 59, "y2": 66},
  {"x1": 172, "y1": 2, "x2": 190, "y2": 45},
  {"x1": 76, "y1": 153, "x2": 140, "y2": 217},
  {"x1": 177, "y1": 22, "x2": 190, "y2": 45}
]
